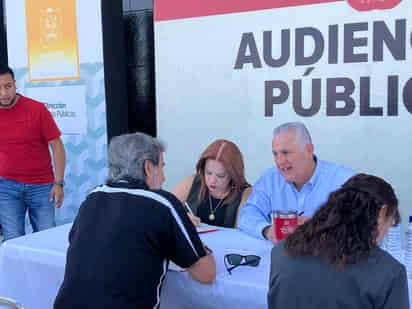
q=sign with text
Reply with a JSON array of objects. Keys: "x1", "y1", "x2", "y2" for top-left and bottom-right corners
[
  {"x1": 154, "y1": 0, "x2": 412, "y2": 219},
  {"x1": 26, "y1": 85, "x2": 87, "y2": 135},
  {"x1": 25, "y1": 0, "x2": 80, "y2": 81}
]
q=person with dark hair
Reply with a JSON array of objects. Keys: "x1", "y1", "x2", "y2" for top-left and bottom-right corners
[
  {"x1": 239, "y1": 122, "x2": 355, "y2": 240},
  {"x1": 0, "y1": 64, "x2": 65, "y2": 241},
  {"x1": 268, "y1": 173, "x2": 409, "y2": 309},
  {"x1": 54, "y1": 132, "x2": 216, "y2": 309},
  {"x1": 172, "y1": 139, "x2": 251, "y2": 228}
]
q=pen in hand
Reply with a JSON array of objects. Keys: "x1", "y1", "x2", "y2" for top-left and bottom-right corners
[
  {"x1": 184, "y1": 202, "x2": 194, "y2": 215},
  {"x1": 184, "y1": 202, "x2": 201, "y2": 227},
  {"x1": 297, "y1": 211, "x2": 308, "y2": 226}
]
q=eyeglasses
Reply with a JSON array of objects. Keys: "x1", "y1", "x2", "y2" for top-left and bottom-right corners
[{"x1": 224, "y1": 253, "x2": 261, "y2": 274}]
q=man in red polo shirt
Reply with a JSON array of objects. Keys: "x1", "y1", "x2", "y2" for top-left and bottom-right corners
[{"x1": 0, "y1": 64, "x2": 66, "y2": 241}]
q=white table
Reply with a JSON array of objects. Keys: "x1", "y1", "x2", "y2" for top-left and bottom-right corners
[
  {"x1": 160, "y1": 228, "x2": 272, "y2": 309},
  {"x1": 0, "y1": 224, "x2": 272, "y2": 309}
]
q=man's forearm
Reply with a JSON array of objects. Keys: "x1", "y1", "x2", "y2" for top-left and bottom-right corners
[
  {"x1": 50, "y1": 138, "x2": 66, "y2": 182},
  {"x1": 238, "y1": 205, "x2": 271, "y2": 239}
]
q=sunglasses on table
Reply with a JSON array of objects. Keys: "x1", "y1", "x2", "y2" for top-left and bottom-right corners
[{"x1": 224, "y1": 253, "x2": 261, "y2": 274}]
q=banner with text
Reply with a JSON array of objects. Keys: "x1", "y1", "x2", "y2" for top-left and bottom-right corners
[{"x1": 154, "y1": 0, "x2": 412, "y2": 218}]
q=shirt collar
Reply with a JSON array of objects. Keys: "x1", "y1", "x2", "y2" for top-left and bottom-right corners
[
  {"x1": 306, "y1": 156, "x2": 320, "y2": 187},
  {"x1": 106, "y1": 177, "x2": 148, "y2": 190}
]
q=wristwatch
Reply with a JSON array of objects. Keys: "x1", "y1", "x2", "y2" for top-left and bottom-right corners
[{"x1": 54, "y1": 180, "x2": 65, "y2": 188}]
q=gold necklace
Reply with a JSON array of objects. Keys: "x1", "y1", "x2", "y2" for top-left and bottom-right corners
[{"x1": 208, "y1": 194, "x2": 226, "y2": 221}]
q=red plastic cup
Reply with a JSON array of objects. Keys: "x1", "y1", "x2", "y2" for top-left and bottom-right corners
[{"x1": 272, "y1": 211, "x2": 298, "y2": 242}]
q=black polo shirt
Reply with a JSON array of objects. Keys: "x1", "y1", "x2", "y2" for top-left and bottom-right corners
[{"x1": 54, "y1": 180, "x2": 206, "y2": 309}]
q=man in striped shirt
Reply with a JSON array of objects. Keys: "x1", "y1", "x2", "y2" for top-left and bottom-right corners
[{"x1": 54, "y1": 132, "x2": 216, "y2": 309}]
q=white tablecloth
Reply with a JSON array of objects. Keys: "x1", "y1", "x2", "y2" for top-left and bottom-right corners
[
  {"x1": 160, "y1": 228, "x2": 272, "y2": 309},
  {"x1": 0, "y1": 224, "x2": 69, "y2": 309},
  {"x1": 0, "y1": 224, "x2": 272, "y2": 309}
]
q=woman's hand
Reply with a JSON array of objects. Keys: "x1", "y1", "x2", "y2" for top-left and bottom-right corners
[{"x1": 188, "y1": 213, "x2": 201, "y2": 227}]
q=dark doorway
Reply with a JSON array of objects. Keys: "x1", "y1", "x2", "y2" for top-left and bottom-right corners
[
  {"x1": 0, "y1": 0, "x2": 7, "y2": 64},
  {"x1": 123, "y1": 9, "x2": 156, "y2": 137}
]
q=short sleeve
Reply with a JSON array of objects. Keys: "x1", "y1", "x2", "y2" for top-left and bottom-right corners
[
  {"x1": 40, "y1": 103, "x2": 61, "y2": 142},
  {"x1": 162, "y1": 191, "x2": 207, "y2": 268}
]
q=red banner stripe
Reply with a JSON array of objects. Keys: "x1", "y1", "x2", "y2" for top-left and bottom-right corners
[{"x1": 154, "y1": 0, "x2": 344, "y2": 21}]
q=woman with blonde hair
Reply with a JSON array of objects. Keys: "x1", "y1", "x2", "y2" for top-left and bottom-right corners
[{"x1": 172, "y1": 139, "x2": 251, "y2": 228}]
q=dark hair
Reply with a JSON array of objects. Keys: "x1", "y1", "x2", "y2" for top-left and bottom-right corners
[
  {"x1": 285, "y1": 173, "x2": 399, "y2": 269},
  {"x1": 0, "y1": 64, "x2": 15, "y2": 79}
]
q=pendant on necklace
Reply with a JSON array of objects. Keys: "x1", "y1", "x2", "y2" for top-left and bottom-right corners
[{"x1": 209, "y1": 213, "x2": 215, "y2": 221}]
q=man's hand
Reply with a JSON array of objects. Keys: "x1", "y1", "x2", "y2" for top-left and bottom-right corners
[
  {"x1": 263, "y1": 225, "x2": 276, "y2": 243},
  {"x1": 298, "y1": 216, "x2": 310, "y2": 226},
  {"x1": 50, "y1": 184, "x2": 64, "y2": 208}
]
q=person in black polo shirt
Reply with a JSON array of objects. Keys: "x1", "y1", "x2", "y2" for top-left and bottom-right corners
[{"x1": 54, "y1": 132, "x2": 216, "y2": 309}]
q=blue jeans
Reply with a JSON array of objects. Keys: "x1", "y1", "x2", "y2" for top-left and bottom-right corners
[{"x1": 0, "y1": 178, "x2": 55, "y2": 241}]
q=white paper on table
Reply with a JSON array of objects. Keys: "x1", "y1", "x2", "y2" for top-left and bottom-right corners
[{"x1": 196, "y1": 223, "x2": 219, "y2": 234}]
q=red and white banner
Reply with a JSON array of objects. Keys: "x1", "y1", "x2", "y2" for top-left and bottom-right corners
[
  {"x1": 155, "y1": 0, "x2": 340, "y2": 21},
  {"x1": 155, "y1": 0, "x2": 402, "y2": 21},
  {"x1": 154, "y1": 0, "x2": 412, "y2": 218}
]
